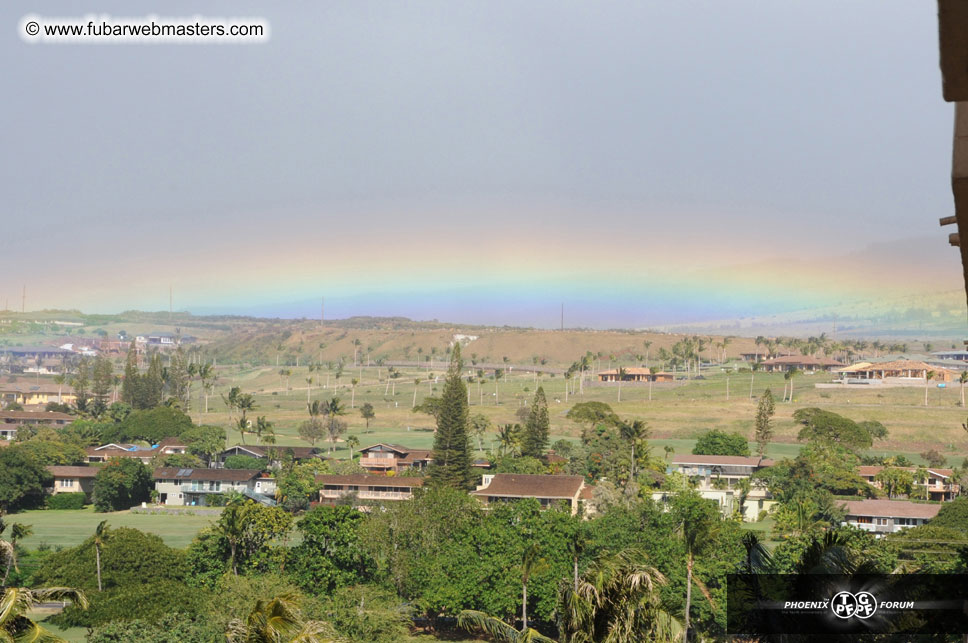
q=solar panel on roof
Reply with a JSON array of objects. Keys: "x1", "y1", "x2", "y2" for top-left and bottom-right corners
[{"x1": 177, "y1": 468, "x2": 193, "y2": 476}]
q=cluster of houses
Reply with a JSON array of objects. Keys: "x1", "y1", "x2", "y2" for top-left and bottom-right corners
[
  {"x1": 43, "y1": 440, "x2": 595, "y2": 514},
  {"x1": 663, "y1": 454, "x2": 956, "y2": 535},
  {"x1": 0, "y1": 333, "x2": 196, "y2": 376}
]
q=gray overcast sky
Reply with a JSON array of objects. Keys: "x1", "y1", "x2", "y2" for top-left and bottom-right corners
[{"x1": 0, "y1": 1, "x2": 958, "y2": 326}]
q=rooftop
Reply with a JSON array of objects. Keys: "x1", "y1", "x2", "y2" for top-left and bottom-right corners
[
  {"x1": 47, "y1": 465, "x2": 99, "y2": 478},
  {"x1": 472, "y1": 474, "x2": 585, "y2": 499},
  {"x1": 153, "y1": 467, "x2": 264, "y2": 482},
  {"x1": 315, "y1": 474, "x2": 425, "y2": 488},
  {"x1": 841, "y1": 499, "x2": 942, "y2": 520},
  {"x1": 671, "y1": 454, "x2": 774, "y2": 467}
]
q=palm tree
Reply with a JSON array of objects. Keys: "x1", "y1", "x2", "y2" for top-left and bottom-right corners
[
  {"x1": 457, "y1": 611, "x2": 555, "y2": 643},
  {"x1": 197, "y1": 363, "x2": 215, "y2": 412},
  {"x1": 925, "y1": 370, "x2": 936, "y2": 406},
  {"x1": 960, "y1": 371, "x2": 968, "y2": 407},
  {"x1": 617, "y1": 419, "x2": 648, "y2": 487},
  {"x1": 218, "y1": 501, "x2": 246, "y2": 576},
  {"x1": 412, "y1": 378, "x2": 421, "y2": 408},
  {"x1": 616, "y1": 367, "x2": 627, "y2": 402},
  {"x1": 520, "y1": 544, "x2": 547, "y2": 631},
  {"x1": 345, "y1": 435, "x2": 359, "y2": 460},
  {"x1": 643, "y1": 340, "x2": 653, "y2": 367},
  {"x1": 557, "y1": 548, "x2": 679, "y2": 643},
  {"x1": 1, "y1": 587, "x2": 88, "y2": 642},
  {"x1": 914, "y1": 466, "x2": 930, "y2": 500},
  {"x1": 350, "y1": 378, "x2": 358, "y2": 408},
  {"x1": 672, "y1": 493, "x2": 718, "y2": 641},
  {"x1": 226, "y1": 594, "x2": 338, "y2": 643},
  {"x1": 324, "y1": 397, "x2": 347, "y2": 453},
  {"x1": 93, "y1": 520, "x2": 108, "y2": 591},
  {"x1": 496, "y1": 424, "x2": 520, "y2": 457},
  {"x1": 255, "y1": 416, "x2": 275, "y2": 445},
  {"x1": 1, "y1": 523, "x2": 32, "y2": 585},
  {"x1": 783, "y1": 368, "x2": 800, "y2": 403},
  {"x1": 52, "y1": 374, "x2": 66, "y2": 403}
]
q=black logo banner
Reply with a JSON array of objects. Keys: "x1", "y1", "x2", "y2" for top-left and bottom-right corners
[{"x1": 727, "y1": 574, "x2": 968, "y2": 637}]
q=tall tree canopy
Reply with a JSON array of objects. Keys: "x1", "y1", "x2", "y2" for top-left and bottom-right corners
[{"x1": 429, "y1": 344, "x2": 474, "y2": 490}]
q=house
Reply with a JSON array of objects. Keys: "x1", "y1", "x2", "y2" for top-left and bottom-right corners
[
  {"x1": 85, "y1": 443, "x2": 158, "y2": 464},
  {"x1": 597, "y1": 368, "x2": 674, "y2": 383},
  {"x1": 0, "y1": 382, "x2": 76, "y2": 407},
  {"x1": 0, "y1": 410, "x2": 73, "y2": 440},
  {"x1": 758, "y1": 355, "x2": 843, "y2": 373},
  {"x1": 933, "y1": 350, "x2": 968, "y2": 362},
  {"x1": 858, "y1": 466, "x2": 960, "y2": 502},
  {"x1": 136, "y1": 332, "x2": 177, "y2": 347},
  {"x1": 158, "y1": 436, "x2": 189, "y2": 455},
  {"x1": 219, "y1": 444, "x2": 326, "y2": 468},
  {"x1": 651, "y1": 488, "x2": 775, "y2": 522},
  {"x1": 471, "y1": 474, "x2": 590, "y2": 516},
  {"x1": 668, "y1": 455, "x2": 774, "y2": 487},
  {"x1": 46, "y1": 465, "x2": 98, "y2": 499},
  {"x1": 357, "y1": 443, "x2": 433, "y2": 474},
  {"x1": 316, "y1": 474, "x2": 424, "y2": 506},
  {"x1": 837, "y1": 360, "x2": 957, "y2": 383},
  {"x1": 153, "y1": 468, "x2": 276, "y2": 506},
  {"x1": 841, "y1": 499, "x2": 941, "y2": 536}
]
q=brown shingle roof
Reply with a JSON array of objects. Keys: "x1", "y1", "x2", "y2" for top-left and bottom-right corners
[
  {"x1": 671, "y1": 455, "x2": 773, "y2": 467},
  {"x1": 472, "y1": 474, "x2": 585, "y2": 499},
  {"x1": 153, "y1": 467, "x2": 262, "y2": 482},
  {"x1": 47, "y1": 465, "x2": 98, "y2": 478},
  {"x1": 223, "y1": 445, "x2": 324, "y2": 459},
  {"x1": 315, "y1": 474, "x2": 425, "y2": 488},
  {"x1": 842, "y1": 499, "x2": 942, "y2": 520},
  {"x1": 0, "y1": 411, "x2": 73, "y2": 421}
]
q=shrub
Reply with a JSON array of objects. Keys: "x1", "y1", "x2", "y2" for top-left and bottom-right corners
[
  {"x1": 47, "y1": 492, "x2": 87, "y2": 510},
  {"x1": 94, "y1": 458, "x2": 152, "y2": 512},
  {"x1": 223, "y1": 454, "x2": 265, "y2": 470},
  {"x1": 692, "y1": 429, "x2": 750, "y2": 457},
  {"x1": 54, "y1": 580, "x2": 211, "y2": 627}
]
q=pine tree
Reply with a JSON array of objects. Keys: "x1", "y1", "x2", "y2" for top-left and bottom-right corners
[
  {"x1": 754, "y1": 388, "x2": 775, "y2": 457},
  {"x1": 90, "y1": 355, "x2": 113, "y2": 417},
  {"x1": 143, "y1": 353, "x2": 164, "y2": 409},
  {"x1": 121, "y1": 345, "x2": 140, "y2": 406},
  {"x1": 169, "y1": 347, "x2": 190, "y2": 409},
  {"x1": 429, "y1": 344, "x2": 474, "y2": 490},
  {"x1": 520, "y1": 386, "x2": 550, "y2": 458}
]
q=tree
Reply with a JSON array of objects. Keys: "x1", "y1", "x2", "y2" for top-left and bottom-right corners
[
  {"x1": 793, "y1": 408, "x2": 873, "y2": 452},
  {"x1": 565, "y1": 402, "x2": 619, "y2": 430},
  {"x1": 288, "y1": 505, "x2": 373, "y2": 594},
  {"x1": 322, "y1": 397, "x2": 347, "y2": 453},
  {"x1": 497, "y1": 424, "x2": 522, "y2": 457},
  {"x1": 754, "y1": 389, "x2": 775, "y2": 457},
  {"x1": 670, "y1": 491, "x2": 719, "y2": 641},
  {"x1": 960, "y1": 371, "x2": 968, "y2": 407},
  {"x1": 255, "y1": 417, "x2": 276, "y2": 446},
  {"x1": 360, "y1": 402, "x2": 375, "y2": 428},
  {"x1": 457, "y1": 610, "x2": 555, "y2": 643},
  {"x1": 783, "y1": 368, "x2": 800, "y2": 402},
  {"x1": 226, "y1": 594, "x2": 337, "y2": 643},
  {"x1": 519, "y1": 543, "x2": 547, "y2": 631},
  {"x1": 182, "y1": 424, "x2": 226, "y2": 465},
  {"x1": 470, "y1": 413, "x2": 491, "y2": 452},
  {"x1": 520, "y1": 387, "x2": 550, "y2": 458},
  {"x1": 429, "y1": 344, "x2": 474, "y2": 490},
  {"x1": 0, "y1": 448, "x2": 51, "y2": 513},
  {"x1": 345, "y1": 435, "x2": 360, "y2": 460},
  {"x1": 874, "y1": 467, "x2": 913, "y2": 499},
  {"x1": 556, "y1": 549, "x2": 678, "y2": 643},
  {"x1": 298, "y1": 419, "x2": 325, "y2": 447},
  {"x1": 168, "y1": 348, "x2": 191, "y2": 409},
  {"x1": 1, "y1": 586, "x2": 88, "y2": 641},
  {"x1": 87, "y1": 613, "x2": 222, "y2": 643},
  {"x1": 692, "y1": 429, "x2": 749, "y2": 457},
  {"x1": 94, "y1": 520, "x2": 108, "y2": 591},
  {"x1": 925, "y1": 370, "x2": 936, "y2": 406},
  {"x1": 210, "y1": 499, "x2": 294, "y2": 577},
  {"x1": 91, "y1": 355, "x2": 114, "y2": 418},
  {"x1": 0, "y1": 522, "x2": 31, "y2": 586},
  {"x1": 617, "y1": 418, "x2": 649, "y2": 485},
  {"x1": 93, "y1": 459, "x2": 153, "y2": 512}
]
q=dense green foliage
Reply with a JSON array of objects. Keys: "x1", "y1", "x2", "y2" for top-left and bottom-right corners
[
  {"x1": 47, "y1": 492, "x2": 87, "y2": 510},
  {"x1": 0, "y1": 448, "x2": 52, "y2": 512},
  {"x1": 224, "y1": 454, "x2": 266, "y2": 470},
  {"x1": 692, "y1": 429, "x2": 750, "y2": 457},
  {"x1": 102, "y1": 405, "x2": 195, "y2": 444},
  {"x1": 288, "y1": 505, "x2": 373, "y2": 594},
  {"x1": 86, "y1": 613, "x2": 223, "y2": 643},
  {"x1": 93, "y1": 458, "x2": 153, "y2": 512},
  {"x1": 520, "y1": 386, "x2": 550, "y2": 458}
]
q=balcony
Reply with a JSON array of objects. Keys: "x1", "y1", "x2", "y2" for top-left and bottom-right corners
[{"x1": 320, "y1": 489, "x2": 412, "y2": 501}]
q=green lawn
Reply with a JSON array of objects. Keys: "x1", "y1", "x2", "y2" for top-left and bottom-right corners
[{"x1": 15, "y1": 507, "x2": 219, "y2": 550}]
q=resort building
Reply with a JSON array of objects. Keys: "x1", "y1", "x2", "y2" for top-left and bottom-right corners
[
  {"x1": 471, "y1": 474, "x2": 591, "y2": 516},
  {"x1": 668, "y1": 455, "x2": 774, "y2": 488},
  {"x1": 357, "y1": 443, "x2": 433, "y2": 474},
  {"x1": 0, "y1": 410, "x2": 73, "y2": 440},
  {"x1": 758, "y1": 355, "x2": 843, "y2": 373},
  {"x1": 597, "y1": 368, "x2": 674, "y2": 383},
  {"x1": 858, "y1": 466, "x2": 960, "y2": 502},
  {"x1": 316, "y1": 474, "x2": 424, "y2": 506},
  {"x1": 841, "y1": 499, "x2": 940, "y2": 536},
  {"x1": 153, "y1": 468, "x2": 276, "y2": 506},
  {"x1": 837, "y1": 360, "x2": 957, "y2": 383},
  {"x1": 46, "y1": 465, "x2": 98, "y2": 500}
]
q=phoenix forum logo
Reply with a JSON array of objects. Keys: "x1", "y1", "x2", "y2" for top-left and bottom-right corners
[{"x1": 831, "y1": 591, "x2": 878, "y2": 620}]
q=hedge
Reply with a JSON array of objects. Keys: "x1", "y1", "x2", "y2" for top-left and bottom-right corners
[{"x1": 47, "y1": 492, "x2": 87, "y2": 510}]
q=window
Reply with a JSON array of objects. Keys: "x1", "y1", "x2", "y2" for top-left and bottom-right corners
[{"x1": 58, "y1": 479, "x2": 73, "y2": 488}]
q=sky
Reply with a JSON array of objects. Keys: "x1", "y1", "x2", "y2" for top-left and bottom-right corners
[{"x1": 0, "y1": 1, "x2": 961, "y2": 328}]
